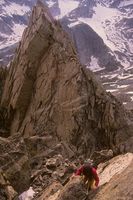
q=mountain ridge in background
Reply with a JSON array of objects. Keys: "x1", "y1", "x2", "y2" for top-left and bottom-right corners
[{"x1": 0, "y1": 0, "x2": 133, "y2": 109}]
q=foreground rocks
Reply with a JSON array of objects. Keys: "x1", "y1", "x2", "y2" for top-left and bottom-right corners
[
  {"x1": 0, "y1": 133, "x2": 30, "y2": 199},
  {"x1": 0, "y1": 170, "x2": 18, "y2": 200},
  {"x1": 91, "y1": 153, "x2": 133, "y2": 200},
  {"x1": 91, "y1": 149, "x2": 113, "y2": 166},
  {"x1": 38, "y1": 153, "x2": 133, "y2": 200}
]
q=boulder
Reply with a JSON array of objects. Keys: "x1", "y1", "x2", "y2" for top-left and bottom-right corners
[
  {"x1": 57, "y1": 177, "x2": 87, "y2": 200},
  {"x1": 37, "y1": 181, "x2": 63, "y2": 200},
  {"x1": 92, "y1": 149, "x2": 114, "y2": 166},
  {"x1": 46, "y1": 155, "x2": 63, "y2": 170}
]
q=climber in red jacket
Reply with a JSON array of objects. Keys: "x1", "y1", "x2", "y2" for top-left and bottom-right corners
[{"x1": 75, "y1": 163, "x2": 99, "y2": 190}]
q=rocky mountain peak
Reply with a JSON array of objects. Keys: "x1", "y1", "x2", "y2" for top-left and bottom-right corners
[
  {"x1": 1, "y1": 0, "x2": 132, "y2": 155},
  {"x1": 0, "y1": 0, "x2": 133, "y2": 109},
  {"x1": 0, "y1": 1, "x2": 133, "y2": 199}
]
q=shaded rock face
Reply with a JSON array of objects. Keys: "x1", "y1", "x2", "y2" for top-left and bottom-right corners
[
  {"x1": 0, "y1": 66, "x2": 8, "y2": 101},
  {"x1": 56, "y1": 177, "x2": 87, "y2": 200},
  {"x1": 1, "y1": 1, "x2": 132, "y2": 156},
  {"x1": 69, "y1": 0, "x2": 96, "y2": 18},
  {"x1": 61, "y1": 22, "x2": 120, "y2": 71},
  {"x1": 0, "y1": 133, "x2": 31, "y2": 194},
  {"x1": 0, "y1": 67, "x2": 10, "y2": 137}
]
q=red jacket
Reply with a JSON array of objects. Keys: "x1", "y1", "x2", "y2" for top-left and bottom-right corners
[{"x1": 75, "y1": 166, "x2": 99, "y2": 187}]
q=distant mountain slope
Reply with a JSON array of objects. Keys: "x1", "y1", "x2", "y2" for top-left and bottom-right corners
[
  {"x1": 0, "y1": 0, "x2": 59, "y2": 50},
  {"x1": 60, "y1": 0, "x2": 133, "y2": 108},
  {"x1": 0, "y1": 0, "x2": 133, "y2": 108},
  {"x1": 1, "y1": 0, "x2": 132, "y2": 66},
  {"x1": 0, "y1": 0, "x2": 132, "y2": 69}
]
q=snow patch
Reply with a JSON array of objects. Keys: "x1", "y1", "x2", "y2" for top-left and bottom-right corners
[
  {"x1": 131, "y1": 96, "x2": 133, "y2": 101},
  {"x1": 110, "y1": 84, "x2": 117, "y2": 87},
  {"x1": 1, "y1": 3, "x2": 30, "y2": 17},
  {"x1": 13, "y1": 23, "x2": 26, "y2": 36},
  {"x1": 106, "y1": 89, "x2": 118, "y2": 92},
  {"x1": 19, "y1": 187, "x2": 35, "y2": 200},
  {"x1": 119, "y1": 0, "x2": 133, "y2": 8},
  {"x1": 78, "y1": 4, "x2": 121, "y2": 51},
  {"x1": 47, "y1": 0, "x2": 56, "y2": 7},
  {"x1": 118, "y1": 74, "x2": 133, "y2": 80},
  {"x1": 58, "y1": 0, "x2": 79, "y2": 17},
  {"x1": 68, "y1": 21, "x2": 81, "y2": 27},
  {"x1": 0, "y1": 0, "x2": 5, "y2": 5},
  {"x1": 127, "y1": 91, "x2": 133, "y2": 94},
  {"x1": 117, "y1": 85, "x2": 129, "y2": 89},
  {"x1": 87, "y1": 56, "x2": 105, "y2": 72},
  {"x1": 0, "y1": 23, "x2": 27, "y2": 49},
  {"x1": 115, "y1": 54, "x2": 130, "y2": 68},
  {"x1": 76, "y1": 2, "x2": 132, "y2": 68},
  {"x1": 123, "y1": 102, "x2": 127, "y2": 104},
  {"x1": 101, "y1": 73, "x2": 118, "y2": 79}
]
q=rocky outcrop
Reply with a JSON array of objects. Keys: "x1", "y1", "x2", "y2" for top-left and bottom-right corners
[
  {"x1": 91, "y1": 149, "x2": 113, "y2": 166},
  {"x1": 42, "y1": 153, "x2": 133, "y2": 200},
  {"x1": 27, "y1": 142, "x2": 77, "y2": 197},
  {"x1": 0, "y1": 170, "x2": 18, "y2": 200},
  {"x1": 1, "y1": 1, "x2": 132, "y2": 157},
  {"x1": 0, "y1": 133, "x2": 31, "y2": 196}
]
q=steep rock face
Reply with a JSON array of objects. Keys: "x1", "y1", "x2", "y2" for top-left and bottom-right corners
[
  {"x1": 0, "y1": 67, "x2": 9, "y2": 137},
  {"x1": 45, "y1": 153, "x2": 133, "y2": 200},
  {"x1": 0, "y1": 66, "x2": 8, "y2": 100},
  {"x1": 1, "y1": 1, "x2": 132, "y2": 156}
]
